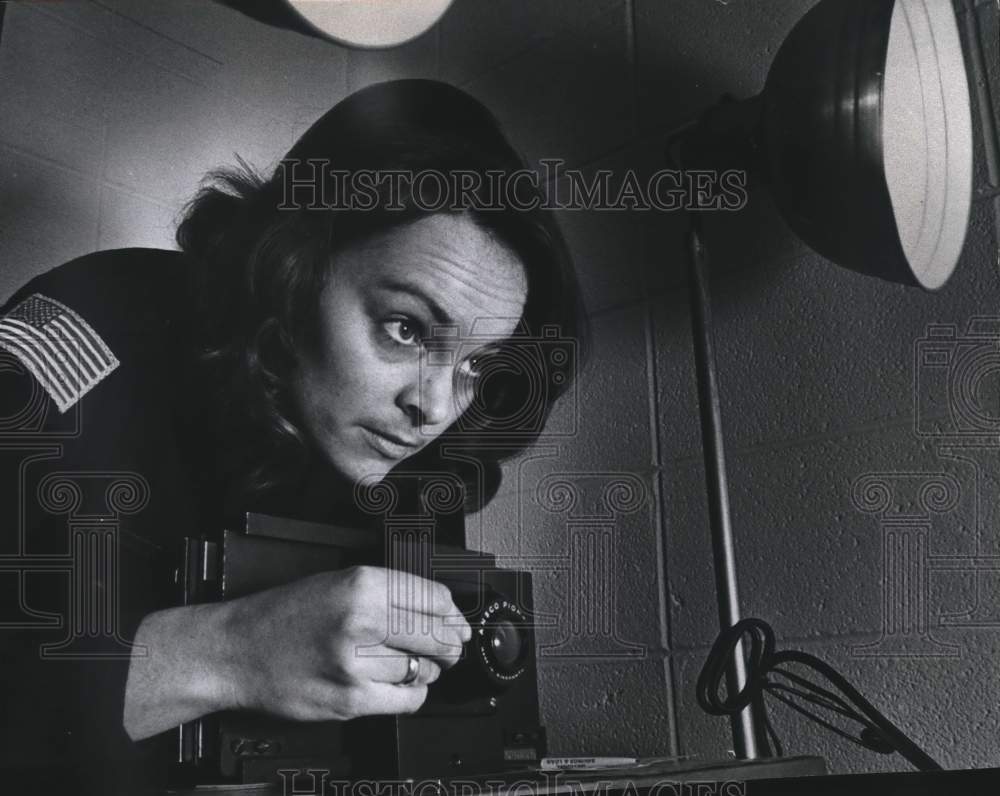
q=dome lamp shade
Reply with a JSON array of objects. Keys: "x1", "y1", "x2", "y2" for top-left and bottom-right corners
[{"x1": 679, "y1": 0, "x2": 974, "y2": 290}]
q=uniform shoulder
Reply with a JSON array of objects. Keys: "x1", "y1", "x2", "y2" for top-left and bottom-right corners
[
  {"x1": 0, "y1": 248, "x2": 195, "y2": 414},
  {"x1": 2, "y1": 248, "x2": 188, "y2": 312},
  {"x1": 2, "y1": 247, "x2": 194, "y2": 342}
]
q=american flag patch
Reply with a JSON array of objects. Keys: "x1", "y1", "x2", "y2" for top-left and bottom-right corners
[{"x1": 0, "y1": 293, "x2": 119, "y2": 413}]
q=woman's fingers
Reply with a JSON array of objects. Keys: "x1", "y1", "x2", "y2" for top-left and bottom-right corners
[
  {"x1": 380, "y1": 568, "x2": 458, "y2": 617},
  {"x1": 355, "y1": 647, "x2": 442, "y2": 686},
  {"x1": 377, "y1": 610, "x2": 468, "y2": 667},
  {"x1": 351, "y1": 566, "x2": 471, "y2": 633},
  {"x1": 353, "y1": 681, "x2": 430, "y2": 716},
  {"x1": 345, "y1": 601, "x2": 470, "y2": 665}
]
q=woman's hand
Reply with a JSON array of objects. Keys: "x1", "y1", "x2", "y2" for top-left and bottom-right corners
[
  {"x1": 123, "y1": 566, "x2": 471, "y2": 740},
  {"x1": 224, "y1": 565, "x2": 472, "y2": 720}
]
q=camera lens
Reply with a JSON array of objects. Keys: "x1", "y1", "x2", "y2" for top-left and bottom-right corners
[
  {"x1": 475, "y1": 598, "x2": 530, "y2": 688},
  {"x1": 433, "y1": 581, "x2": 533, "y2": 698},
  {"x1": 487, "y1": 619, "x2": 523, "y2": 671}
]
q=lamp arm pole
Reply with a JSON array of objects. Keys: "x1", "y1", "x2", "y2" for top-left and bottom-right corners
[{"x1": 686, "y1": 213, "x2": 759, "y2": 760}]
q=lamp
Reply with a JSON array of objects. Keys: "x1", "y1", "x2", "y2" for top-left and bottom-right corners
[
  {"x1": 676, "y1": 0, "x2": 973, "y2": 288},
  {"x1": 670, "y1": 0, "x2": 974, "y2": 761},
  {"x1": 216, "y1": 0, "x2": 455, "y2": 48}
]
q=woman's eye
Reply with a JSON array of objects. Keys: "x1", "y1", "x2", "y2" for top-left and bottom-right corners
[
  {"x1": 457, "y1": 357, "x2": 479, "y2": 382},
  {"x1": 457, "y1": 350, "x2": 498, "y2": 382},
  {"x1": 383, "y1": 318, "x2": 422, "y2": 346}
]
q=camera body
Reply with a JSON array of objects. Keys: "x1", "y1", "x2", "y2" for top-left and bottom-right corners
[{"x1": 170, "y1": 512, "x2": 546, "y2": 786}]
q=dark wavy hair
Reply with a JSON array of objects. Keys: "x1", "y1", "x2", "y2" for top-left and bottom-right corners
[{"x1": 175, "y1": 79, "x2": 588, "y2": 514}]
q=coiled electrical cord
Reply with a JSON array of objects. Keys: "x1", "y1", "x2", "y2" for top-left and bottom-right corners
[{"x1": 696, "y1": 618, "x2": 942, "y2": 771}]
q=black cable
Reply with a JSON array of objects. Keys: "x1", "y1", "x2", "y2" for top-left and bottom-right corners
[
  {"x1": 696, "y1": 617, "x2": 943, "y2": 771},
  {"x1": 766, "y1": 680, "x2": 868, "y2": 727},
  {"x1": 769, "y1": 666, "x2": 857, "y2": 716},
  {"x1": 763, "y1": 709, "x2": 782, "y2": 757},
  {"x1": 766, "y1": 685, "x2": 881, "y2": 751}
]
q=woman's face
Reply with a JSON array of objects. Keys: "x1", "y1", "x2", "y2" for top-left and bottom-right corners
[{"x1": 291, "y1": 213, "x2": 528, "y2": 483}]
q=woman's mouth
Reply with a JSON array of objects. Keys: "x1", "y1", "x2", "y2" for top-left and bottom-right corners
[{"x1": 360, "y1": 426, "x2": 420, "y2": 460}]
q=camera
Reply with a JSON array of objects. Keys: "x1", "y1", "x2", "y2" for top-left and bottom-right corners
[
  {"x1": 169, "y1": 511, "x2": 546, "y2": 787},
  {"x1": 914, "y1": 318, "x2": 1000, "y2": 437}
]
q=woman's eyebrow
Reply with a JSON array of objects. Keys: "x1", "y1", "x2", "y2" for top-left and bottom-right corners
[{"x1": 376, "y1": 279, "x2": 453, "y2": 326}]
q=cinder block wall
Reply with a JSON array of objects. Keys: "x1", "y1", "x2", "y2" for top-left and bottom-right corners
[
  {"x1": 2, "y1": 0, "x2": 999, "y2": 775},
  {"x1": 445, "y1": 0, "x2": 1000, "y2": 773}
]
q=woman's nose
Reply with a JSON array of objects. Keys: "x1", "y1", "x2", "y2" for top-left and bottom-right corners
[{"x1": 397, "y1": 360, "x2": 456, "y2": 430}]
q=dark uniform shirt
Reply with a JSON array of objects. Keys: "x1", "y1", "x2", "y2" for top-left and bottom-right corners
[{"x1": 0, "y1": 248, "x2": 358, "y2": 794}]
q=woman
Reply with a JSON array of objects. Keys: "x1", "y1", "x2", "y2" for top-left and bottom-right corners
[{"x1": 0, "y1": 79, "x2": 586, "y2": 792}]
